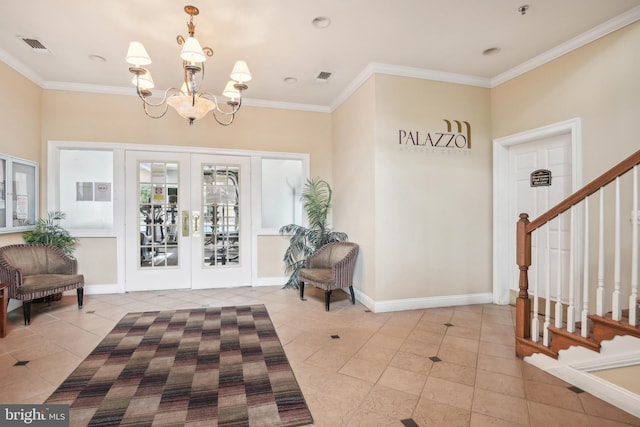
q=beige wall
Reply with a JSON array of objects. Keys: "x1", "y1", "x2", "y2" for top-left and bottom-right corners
[
  {"x1": 38, "y1": 90, "x2": 332, "y2": 285},
  {"x1": 0, "y1": 63, "x2": 42, "y2": 247},
  {"x1": 333, "y1": 73, "x2": 493, "y2": 303},
  {"x1": 75, "y1": 238, "x2": 118, "y2": 283},
  {"x1": 374, "y1": 75, "x2": 493, "y2": 301},
  {"x1": 492, "y1": 21, "x2": 640, "y2": 181},
  {"x1": 41, "y1": 90, "x2": 332, "y2": 199},
  {"x1": 491, "y1": 21, "x2": 640, "y2": 305},
  {"x1": 332, "y1": 78, "x2": 377, "y2": 297},
  {"x1": 3, "y1": 19, "x2": 639, "y2": 304},
  {"x1": 256, "y1": 235, "x2": 290, "y2": 278}
]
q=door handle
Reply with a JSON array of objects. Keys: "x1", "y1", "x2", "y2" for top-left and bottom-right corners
[
  {"x1": 181, "y1": 210, "x2": 190, "y2": 237},
  {"x1": 192, "y1": 211, "x2": 200, "y2": 237}
]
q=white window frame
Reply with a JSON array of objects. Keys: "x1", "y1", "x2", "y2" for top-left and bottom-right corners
[{"x1": 0, "y1": 154, "x2": 39, "y2": 234}]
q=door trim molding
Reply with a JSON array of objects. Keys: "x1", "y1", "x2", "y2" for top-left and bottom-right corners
[
  {"x1": 492, "y1": 118, "x2": 583, "y2": 304},
  {"x1": 48, "y1": 140, "x2": 310, "y2": 293}
]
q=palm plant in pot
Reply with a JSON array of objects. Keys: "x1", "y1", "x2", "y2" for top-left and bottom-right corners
[
  {"x1": 279, "y1": 177, "x2": 348, "y2": 289},
  {"x1": 23, "y1": 210, "x2": 79, "y2": 258}
]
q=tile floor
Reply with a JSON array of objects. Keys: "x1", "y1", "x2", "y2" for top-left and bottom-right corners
[{"x1": 0, "y1": 285, "x2": 639, "y2": 426}]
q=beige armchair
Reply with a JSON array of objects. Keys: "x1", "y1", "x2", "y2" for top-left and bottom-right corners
[
  {"x1": 298, "y1": 241, "x2": 359, "y2": 311},
  {"x1": 0, "y1": 244, "x2": 84, "y2": 325}
]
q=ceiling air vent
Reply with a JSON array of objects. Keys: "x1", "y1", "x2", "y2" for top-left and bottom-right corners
[
  {"x1": 19, "y1": 37, "x2": 52, "y2": 54},
  {"x1": 316, "y1": 71, "x2": 332, "y2": 82}
]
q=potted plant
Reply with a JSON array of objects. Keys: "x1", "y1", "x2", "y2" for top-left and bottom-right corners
[
  {"x1": 23, "y1": 210, "x2": 79, "y2": 258},
  {"x1": 279, "y1": 177, "x2": 348, "y2": 289}
]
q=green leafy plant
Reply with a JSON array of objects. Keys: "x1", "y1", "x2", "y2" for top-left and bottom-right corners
[
  {"x1": 279, "y1": 177, "x2": 348, "y2": 289},
  {"x1": 23, "y1": 211, "x2": 79, "y2": 258}
]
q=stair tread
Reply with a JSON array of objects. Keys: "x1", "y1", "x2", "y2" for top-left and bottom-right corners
[
  {"x1": 548, "y1": 324, "x2": 595, "y2": 338},
  {"x1": 588, "y1": 313, "x2": 640, "y2": 338},
  {"x1": 548, "y1": 325, "x2": 600, "y2": 350}
]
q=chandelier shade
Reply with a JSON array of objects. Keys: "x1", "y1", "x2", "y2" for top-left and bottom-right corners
[
  {"x1": 126, "y1": 41, "x2": 152, "y2": 66},
  {"x1": 126, "y1": 5, "x2": 251, "y2": 126},
  {"x1": 230, "y1": 60, "x2": 252, "y2": 83},
  {"x1": 180, "y1": 37, "x2": 206, "y2": 63},
  {"x1": 132, "y1": 69, "x2": 154, "y2": 90},
  {"x1": 167, "y1": 95, "x2": 214, "y2": 122},
  {"x1": 223, "y1": 80, "x2": 241, "y2": 100}
]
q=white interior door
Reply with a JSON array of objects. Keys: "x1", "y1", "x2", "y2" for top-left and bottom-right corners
[
  {"x1": 507, "y1": 134, "x2": 573, "y2": 300},
  {"x1": 126, "y1": 152, "x2": 252, "y2": 291},
  {"x1": 125, "y1": 151, "x2": 191, "y2": 291},
  {"x1": 190, "y1": 154, "x2": 251, "y2": 288}
]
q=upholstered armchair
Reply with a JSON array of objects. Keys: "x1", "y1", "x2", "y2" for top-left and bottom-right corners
[
  {"x1": 0, "y1": 244, "x2": 84, "y2": 325},
  {"x1": 298, "y1": 241, "x2": 359, "y2": 311}
]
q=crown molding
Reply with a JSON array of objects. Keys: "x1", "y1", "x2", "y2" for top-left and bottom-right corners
[
  {"x1": 43, "y1": 81, "x2": 134, "y2": 96},
  {"x1": 0, "y1": 47, "x2": 44, "y2": 86},
  {"x1": 370, "y1": 63, "x2": 492, "y2": 88},
  {"x1": 3, "y1": 6, "x2": 640, "y2": 113},
  {"x1": 241, "y1": 98, "x2": 330, "y2": 113},
  {"x1": 40, "y1": 81, "x2": 330, "y2": 113},
  {"x1": 329, "y1": 62, "x2": 491, "y2": 112},
  {"x1": 491, "y1": 5, "x2": 640, "y2": 87}
]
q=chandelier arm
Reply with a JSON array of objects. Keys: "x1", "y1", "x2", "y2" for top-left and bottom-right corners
[
  {"x1": 199, "y1": 92, "x2": 243, "y2": 116},
  {"x1": 210, "y1": 109, "x2": 236, "y2": 126},
  {"x1": 137, "y1": 87, "x2": 182, "y2": 119},
  {"x1": 136, "y1": 87, "x2": 179, "y2": 108},
  {"x1": 142, "y1": 102, "x2": 170, "y2": 119}
]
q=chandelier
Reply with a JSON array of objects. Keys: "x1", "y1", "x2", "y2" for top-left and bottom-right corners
[{"x1": 126, "y1": 5, "x2": 251, "y2": 126}]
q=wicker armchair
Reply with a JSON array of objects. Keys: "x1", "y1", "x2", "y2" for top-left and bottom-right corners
[
  {"x1": 0, "y1": 244, "x2": 84, "y2": 325},
  {"x1": 298, "y1": 241, "x2": 359, "y2": 311}
]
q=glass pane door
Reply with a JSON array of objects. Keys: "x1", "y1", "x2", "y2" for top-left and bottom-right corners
[
  {"x1": 202, "y1": 164, "x2": 240, "y2": 267},
  {"x1": 191, "y1": 154, "x2": 251, "y2": 289},
  {"x1": 125, "y1": 151, "x2": 190, "y2": 291},
  {"x1": 138, "y1": 162, "x2": 179, "y2": 268}
]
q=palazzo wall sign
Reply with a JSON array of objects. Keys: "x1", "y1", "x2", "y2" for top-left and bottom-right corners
[{"x1": 398, "y1": 119, "x2": 471, "y2": 154}]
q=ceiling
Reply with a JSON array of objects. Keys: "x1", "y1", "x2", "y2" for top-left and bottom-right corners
[{"x1": 1, "y1": 0, "x2": 640, "y2": 112}]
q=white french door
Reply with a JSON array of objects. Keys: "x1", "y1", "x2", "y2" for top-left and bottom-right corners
[
  {"x1": 190, "y1": 154, "x2": 251, "y2": 288},
  {"x1": 125, "y1": 151, "x2": 251, "y2": 291}
]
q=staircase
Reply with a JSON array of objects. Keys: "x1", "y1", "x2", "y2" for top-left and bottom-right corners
[{"x1": 514, "y1": 149, "x2": 640, "y2": 416}]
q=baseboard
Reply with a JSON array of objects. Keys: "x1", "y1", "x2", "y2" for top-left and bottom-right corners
[
  {"x1": 81, "y1": 283, "x2": 125, "y2": 294},
  {"x1": 253, "y1": 277, "x2": 288, "y2": 287},
  {"x1": 353, "y1": 289, "x2": 494, "y2": 313},
  {"x1": 526, "y1": 353, "x2": 640, "y2": 418}
]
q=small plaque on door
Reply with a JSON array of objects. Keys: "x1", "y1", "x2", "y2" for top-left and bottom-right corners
[{"x1": 530, "y1": 169, "x2": 552, "y2": 187}]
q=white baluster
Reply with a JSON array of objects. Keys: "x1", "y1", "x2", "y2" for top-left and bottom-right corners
[
  {"x1": 555, "y1": 213, "x2": 564, "y2": 328},
  {"x1": 567, "y1": 207, "x2": 576, "y2": 333},
  {"x1": 582, "y1": 197, "x2": 590, "y2": 338},
  {"x1": 630, "y1": 166, "x2": 638, "y2": 326},
  {"x1": 597, "y1": 189, "x2": 605, "y2": 316},
  {"x1": 613, "y1": 177, "x2": 622, "y2": 321},
  {"x1": 543, "y1": 224, "x2": 551, "y2": 346},
  {"x1": 532, "y1": 230, "x2": 540, "y2": 341}
]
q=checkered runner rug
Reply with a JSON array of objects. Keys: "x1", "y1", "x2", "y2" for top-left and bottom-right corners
[{"x1": 46, "y1": 305, "x2": 313, "y2": 427}]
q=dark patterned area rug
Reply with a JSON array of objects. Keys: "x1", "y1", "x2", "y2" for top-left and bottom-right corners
[{"x1": 46, "y1": 305, "x2": 313, "y2": 427}]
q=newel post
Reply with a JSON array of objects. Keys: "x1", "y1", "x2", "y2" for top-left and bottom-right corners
[{"x1": 516, "y1": 213, "x2": 531, "y2": 344}]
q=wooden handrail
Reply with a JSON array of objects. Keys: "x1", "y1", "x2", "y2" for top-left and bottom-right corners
[
  {"x1": 526, "y1": 148, "x2": 640, "y2": 233},
  {"x1": 515, "y1": 147, "x2": 640, "y2": 358}
]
